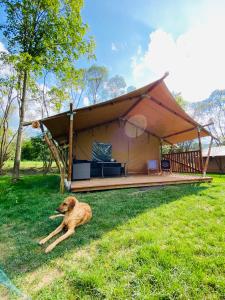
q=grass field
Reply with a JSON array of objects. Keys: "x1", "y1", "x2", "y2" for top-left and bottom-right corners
[
  {"x1": 0, "y1": 173, "x2": 224, "y2": 299},
  {"x1": 3, "y1": 161, "x2": 57, "y2": 175}
]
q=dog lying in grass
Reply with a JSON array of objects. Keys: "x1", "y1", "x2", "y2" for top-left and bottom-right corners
[{"x1": 39, "y1": 196, "x2": 92, "y2": 253}]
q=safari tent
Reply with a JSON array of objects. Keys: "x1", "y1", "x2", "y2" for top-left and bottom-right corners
[
  {"x1": 26, "y1": 74, "x2": 214, "y2": 192},
  {"x1": 202, "y1": 146, "x2": 225, "y2": 173}
]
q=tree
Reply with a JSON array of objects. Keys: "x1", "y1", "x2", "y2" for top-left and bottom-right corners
[
  {"x1": 0, "y1": 60, "x2": 17, "y2": 174},
  {"x1": 174, "y1": 92, "x2": 187, "y2": 108},
  {"x1": 196, "y1": 91, "x2": 225, "y2": 145},
  {"x1": 47, "y1": 86, "x2": 69, "y2": 113},
  {"x1": 21, "y1": 139, "x2": 33, "y2": 160},
  {"x1": 57, "y1": 68, "x2": 87, "y2": 109},
  {"x1": 106, "y1": 75, "x2": 126, "y2": 98},
  {"x1": 185, "y1": 90, "x2": 225, "y2": 145},
  {"x1": 28, "y1": 71, "x2": 51, "y2": 118},
  {"x1": 22, "y1": 136, "x2": 52, "y2": 173},
  {"x1": 173, "y1": 93, "x2": 194, "y2": 151},
  {"x1": 27, "y1": 78, "x2": 70, "y2": 118},
  {"x1": 86, "y1": 65, "x2": 108, "y2": 104},
  {"x1": 1, "y1": 0, "x2": 94, "y2": 181},
  {"x1": 127, "y1": 85, "x2": 136, "y2": 93}
]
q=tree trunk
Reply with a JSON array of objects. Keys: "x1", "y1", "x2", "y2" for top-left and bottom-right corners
[
  {"x1": 0, "y1": 88, "x2": 13, "y2": 174},
  {"x1": 0, "y1": 123, "x2": 8, "y2": 174},
  {"x1": 12, "y1": 71, "x2": 28, "y2": 182}
]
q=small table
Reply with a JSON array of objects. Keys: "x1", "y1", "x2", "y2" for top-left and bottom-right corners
[{"x1": 96, "y1": 162, "x2": 127, "y2": 177}]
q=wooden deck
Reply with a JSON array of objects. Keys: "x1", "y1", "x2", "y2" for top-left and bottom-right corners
[{"x1": 71, "y1": 174, "x2": 212, "y2": 192}]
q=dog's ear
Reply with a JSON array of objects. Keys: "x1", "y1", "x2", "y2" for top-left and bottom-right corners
[{"x1": 68, "y1": 197, "x2": 76, "y2": 210}]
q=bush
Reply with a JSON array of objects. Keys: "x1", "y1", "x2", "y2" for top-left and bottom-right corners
[{"x1": 22, "y1": 136, "x2": 50, "y2": 161}]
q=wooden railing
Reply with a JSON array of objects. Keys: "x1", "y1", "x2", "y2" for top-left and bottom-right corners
[{"x1": 163, "y1": 150, "x2": 202, "y2": 173}]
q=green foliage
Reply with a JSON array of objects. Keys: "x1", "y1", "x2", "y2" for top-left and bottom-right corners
[
  {"x1": 58, "y1": 65, "x2": 135, "y2": 107},
  {"x1": 84, "y1": 66, "x2": 130, "y2": 103},
  {"x1": 21, "y1": 136, "x2": 50, "y2": 161},
  {"x1": 174, "y1": 93, "x2": 187, "y2": 108},
  {"x1": 21, "y1": 139, "x2": 33, "y2": 161},
  {"x1": 106, "y1": 74, "x2": 127, "y2": 98},
  {"x1": 1, "y1": 0, "x2": 95, "y2": 180},
  {"x1": 1, "y1": 0, "x2": 95, "y2": 76},
  {"x1": 86, "y1": 64, "x2": 108, "y2": 104},
  {"x1": 48, "y1": 86, "x2": 69, "y2": 113},
  {"x1": 60, "y1": 68, "x2": 87, "y2": 108},
  {"x1": 0, "y1": 174, "x2": 224, "y2": 299},
  {"x1": 189, "y1": 90, "x2": 225, "y2": 145}
]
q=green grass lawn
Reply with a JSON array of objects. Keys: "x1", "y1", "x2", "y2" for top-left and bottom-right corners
[
  {"x1": 0, "y1": 174, "x2": 224, "y2": 299},
  {"x1": 3, "y1": 160, "x2": 57, "y2": 175}
]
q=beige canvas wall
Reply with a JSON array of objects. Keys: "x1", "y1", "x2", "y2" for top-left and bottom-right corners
[
  {"x1": 74, "y1": 120, "x2": 160, "y2": 174},
  {"x1": 204, "y1": 157, "x2": 225, "y2": 173}
]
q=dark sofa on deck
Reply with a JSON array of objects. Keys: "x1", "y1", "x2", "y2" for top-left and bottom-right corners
[{"x1": 72, "y1": 142, "x2": 124, "y2": 180}]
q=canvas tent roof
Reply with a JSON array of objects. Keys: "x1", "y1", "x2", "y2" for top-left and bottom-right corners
[
  {"x1": 29, "y1": 75, "x2": 211, "y2": 145},
  {"x1": 202, "y1": 146, "x2": 225, "y2": 157}
]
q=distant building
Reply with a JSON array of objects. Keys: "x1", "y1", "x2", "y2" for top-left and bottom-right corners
[{"x1": 202, "y1": 146, "x2": 225, "y2": 173}]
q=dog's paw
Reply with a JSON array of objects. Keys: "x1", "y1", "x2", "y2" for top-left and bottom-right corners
[
  {"x1": 49, "y1": 215, "x2": 55, "y2": 220},
  {"x1": 39, "y1": 239, "x2": 46, "y2": 245},
  {"x1": 45, "y1": 244, "x2": 54, "y2": 253}
]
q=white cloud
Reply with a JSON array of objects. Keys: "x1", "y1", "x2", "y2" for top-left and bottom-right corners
[
  {"x1": 0, "y1": 41, "x2": 7, "y2": 53},
  {"x1": 131, "y1": 20, "x2": 225, "y2": 102},
  {"x1": 83, "y1": 96, "x2": 90, "y2": 106},
  {"x1": 111, "y1": 42, "x2": 118, "y2": 52}
]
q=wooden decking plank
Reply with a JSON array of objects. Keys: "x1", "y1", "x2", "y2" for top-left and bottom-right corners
[{"x1": 71, "y1": 174, "x2": 212, "y2": 192}]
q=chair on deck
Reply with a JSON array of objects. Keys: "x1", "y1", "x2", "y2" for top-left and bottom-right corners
[
  {"x1": 161, "y1": 159, "x2": 172, "y2": 174},
  {"x1": 147, "y1": 160, "x2": 160, "y2": 175}
]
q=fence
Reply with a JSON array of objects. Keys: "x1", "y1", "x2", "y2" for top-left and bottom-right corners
[{"x1": 163, "y1": 150, "x2": 202, "y2": 173}]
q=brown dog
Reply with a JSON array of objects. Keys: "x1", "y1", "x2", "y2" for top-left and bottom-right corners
[{"x1": 39, "y1": 196, "x2": 92, "y2": 253}]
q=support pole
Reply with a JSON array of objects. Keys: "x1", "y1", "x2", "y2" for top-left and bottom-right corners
[
  {"x1": 40, "y1": 123, "x2": 65, "y2": 193},
  {"x1": 68, "y1": 103, "x2": 74, "y2": 184},
  {"x1": 159, "y1": 139, "x2": 163, "y2": 174},
  {"x1": 197, "y1": 127, "x2": 204, "y2": 175},
  {"x1": 203, "y1": 136, "x2": 213, "y2": 177}
]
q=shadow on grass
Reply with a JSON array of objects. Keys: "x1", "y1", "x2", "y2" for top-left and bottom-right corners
[{"x1": 0, "y1": 174, "x2": 209, "y2": 278}]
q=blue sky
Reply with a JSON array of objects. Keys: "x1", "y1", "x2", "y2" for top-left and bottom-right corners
[
  {"x1": 81, "y1": 0, "x2": 154, "y2": 83},
  {"x1": 81, "y1": 0, "x2": 195, "y2": 85},
  {"x1": 1, "y1": 0, "x2": 225, "y2": 104},
  {"x1": 81, "y1": 0, "x2": 225, "y2": 102}
]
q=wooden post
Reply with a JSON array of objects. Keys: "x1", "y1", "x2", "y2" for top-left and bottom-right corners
[
  {"x1": 40, "y1": 123, "x2": 65, "y2": 193},
  {"x1": 67, "y1": 103, "x2": 74, "y2": 183},
  {"x1": 197, "y1": 127, "x2": 204, "y2": 175},
  {"x1": 159, "y1": 139, "x2": 163, "y2": 174},
  {"x1": 203, "y1": 136, "x2": 213, "y2": 177}
]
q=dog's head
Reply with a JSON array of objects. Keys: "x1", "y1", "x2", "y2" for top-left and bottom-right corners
[{"x1": 56, "y1": 196, "x2": 78, "y2": 213}]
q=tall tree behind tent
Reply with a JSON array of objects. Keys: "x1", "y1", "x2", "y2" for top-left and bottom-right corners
[
  {"x1": 127, "y1": 85, "x2": 136, "y2": 93},
  {"x1": 1, "y1": 0, "x2": 95, "y2": 181},
  {"x1": 86, "y1": 65, "x2": 108, "y2": 104},
  {"x1": 172, "y1": 93, "x2": 194, "y2": 151},
  {"x1": 106, "y1": 75, "x2": 127, "y2": 98},
  {"x1": 100, "y1": 74, "x2": 129, "y2": 101},
  {"x1": 61, "y1": 68, "x2": 88, "y2": 109},
  {"x1": 188, "y1": 90, "x2": 225, "y2": 145}
]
